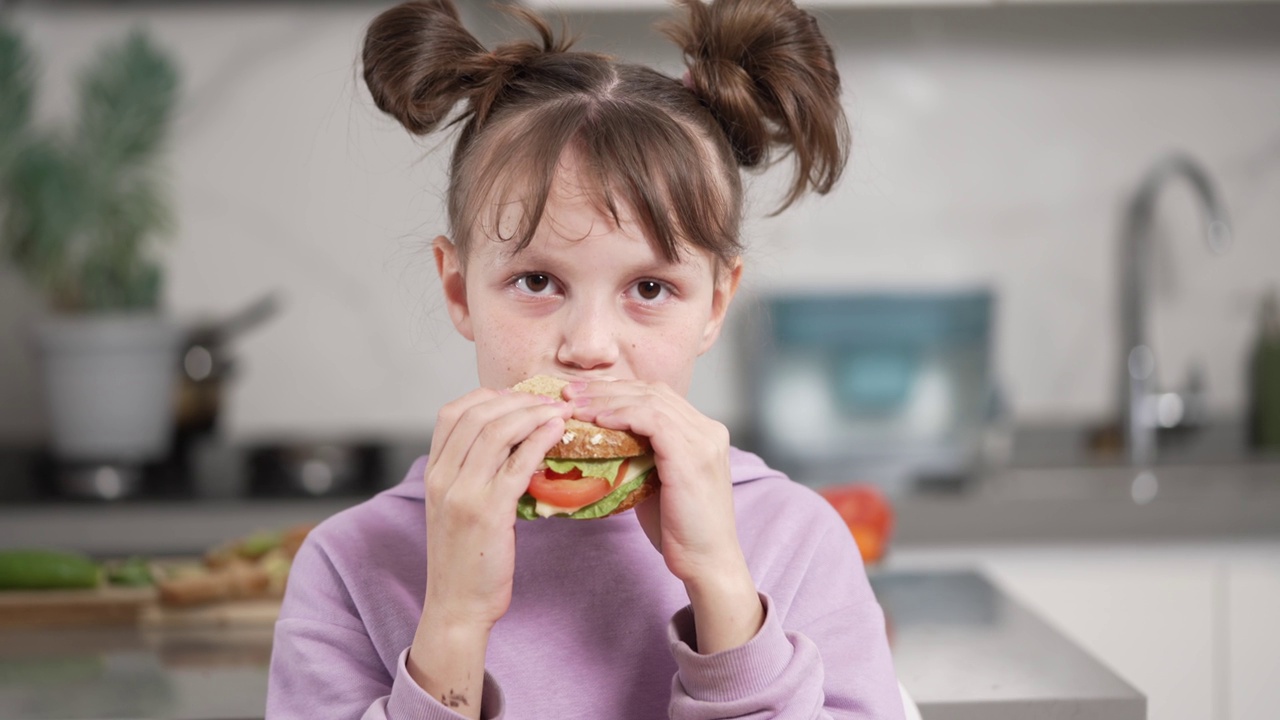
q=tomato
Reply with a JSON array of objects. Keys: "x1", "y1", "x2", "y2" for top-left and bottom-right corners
[
  {"x1": 818, "y1": 484, "x2": 894, "y2": 564},
  {"x1": 527, "y1": 470, "x2": 612, "y2": 509},
  {"x1": 528, "y1": 460, "x2": 631, "y2": 511}
]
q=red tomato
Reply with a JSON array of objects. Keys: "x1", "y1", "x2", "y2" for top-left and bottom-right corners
[
  {"x1": 819, "y1": 484, "x2": 894, "y2": 564},
  {"x1": 528, "y1": 469, "x2": 611, "y2": 508},
  {"x1": 529, "y1": 460, "x2": 631, "y2": 510}
]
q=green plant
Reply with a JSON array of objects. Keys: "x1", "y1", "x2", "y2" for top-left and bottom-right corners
[{"x1": 0, "y1": 23, "x2": 179, "y2": 312}]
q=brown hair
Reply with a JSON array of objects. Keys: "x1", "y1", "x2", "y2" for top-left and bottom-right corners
[{"x1": 362, "y1": 0, "x2": 848, "y2": 266}]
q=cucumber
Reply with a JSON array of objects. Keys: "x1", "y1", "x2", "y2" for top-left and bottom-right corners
[{"x1": 0, "y1": 550, "x2": 101, "y2": 590}]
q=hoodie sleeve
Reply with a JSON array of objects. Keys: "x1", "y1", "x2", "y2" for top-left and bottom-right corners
[
  {"x1": 665, "y1": 506, "x2": 905, "y2": 720},
  {"x1": 266, "y1": 537, "x2": 507, "y2": 719}
]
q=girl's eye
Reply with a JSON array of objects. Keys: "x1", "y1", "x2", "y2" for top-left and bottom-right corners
[
  {"x1": 514, "y1": 273, "x2": 558, "y2": 296},
  {"x1": 630, "y1": 280, "x2": 670, "y2": 302}
]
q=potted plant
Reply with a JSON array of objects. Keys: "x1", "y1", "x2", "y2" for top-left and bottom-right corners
[{"x1": 0, "y1": 23, "x2": 182, "y2": 496}]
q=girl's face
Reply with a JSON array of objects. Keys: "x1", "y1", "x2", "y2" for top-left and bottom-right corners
[{"x1": 435, "y1": 150, "x2": 742, "y2": 394}]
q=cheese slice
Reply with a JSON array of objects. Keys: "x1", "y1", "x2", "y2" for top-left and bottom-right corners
[{"x1": 534, "y1": 455, "x2": 655, "y2": 518}]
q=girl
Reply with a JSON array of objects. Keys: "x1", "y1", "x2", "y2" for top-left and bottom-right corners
[{"x1": 267, "y1": 0, "x2": 904, "y2": 717}]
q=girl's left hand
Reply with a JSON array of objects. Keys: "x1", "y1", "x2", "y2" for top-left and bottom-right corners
[{"x1": 562, "y1": 379, "x2": 744, "y2": 586}]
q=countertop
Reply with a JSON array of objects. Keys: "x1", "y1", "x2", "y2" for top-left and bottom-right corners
[
  {"x1": 0, "y1": 570, "x2": 1144, "y2": 720},
  {"x1": 2, "y1": 461, "x2": 1278, "y2": 557},
  {"x1": 3, "y1": 424, "x2": 1279, "y2": 554},
  {"x1": 870, "y1": 571, "x2": 1144, "y2": 720}
]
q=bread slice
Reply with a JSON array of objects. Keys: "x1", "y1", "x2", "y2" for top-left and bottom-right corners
[{"x1": 511, "y1": 376, "x2": 651, "y2": 459}]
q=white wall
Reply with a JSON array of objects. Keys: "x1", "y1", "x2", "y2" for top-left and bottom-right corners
[{"x1": 2, "y1": 1, "x2": 1278, "y2": 444}]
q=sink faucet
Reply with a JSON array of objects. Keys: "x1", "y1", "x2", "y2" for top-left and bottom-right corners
[{"x1": 1119, "y1": 153, "x2": 1232, "y2": 466}]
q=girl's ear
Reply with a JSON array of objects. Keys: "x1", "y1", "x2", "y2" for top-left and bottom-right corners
[
  {"x1": 434, "y1": 236, "x2": 474, "y2": 341},
  {"x1": 698, "y1": 257, "x2": 744, "y2": 355}
]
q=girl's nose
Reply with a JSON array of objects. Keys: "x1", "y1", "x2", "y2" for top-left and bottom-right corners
[{"x1": 555, "y1": 301, "x2": 619, "y2": 372}]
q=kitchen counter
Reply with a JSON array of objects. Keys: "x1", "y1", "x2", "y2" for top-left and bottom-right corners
[
  {"x1": 895, "y1": 461, "x2": 1280, "y2": 546},
  {"x1": 871, "y1": 571, "x2": 1144, "y2": 720},
  {"x1": 0, "y1": 570, "x2": 1143, "y2": 720},
  {"x1": 3, "y1": 461, "x2": 1279, "y2": 557}
]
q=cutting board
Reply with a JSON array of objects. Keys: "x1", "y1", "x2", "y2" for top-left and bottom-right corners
[
  {"x1": 0, "y1": 587, "x2": 283, "y2": 630},
  {"x1": 140, "y1": 597, "x2": 281, "y2": 630},
  {"x1": 0, "y1": 585, "x2": 158, "y2": 628}
]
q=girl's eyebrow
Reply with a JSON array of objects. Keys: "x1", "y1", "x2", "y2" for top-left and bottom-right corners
[{"x1": 497, "y1": 245, "x2": 700, "y2": 278}]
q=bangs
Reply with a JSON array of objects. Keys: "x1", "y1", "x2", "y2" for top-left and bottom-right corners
[{"x1": 453, "y1": 95, "x2": 741, "y2": 265}]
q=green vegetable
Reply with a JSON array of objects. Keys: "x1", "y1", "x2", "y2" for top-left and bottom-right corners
[
  {"x1": 238, "y1": 531, "x2": 282, "y2": 559},
  {"x1": 105, "y1": 556, "x2": 152, "y2": 587},
  {"x1": 544, "y1": 457, "x2": 625, "y2": 481},
  {"x1": 516, "y1": 493, "x2": 538, "y2": 520},
  {"x1": 567, "y1": 470, "x2": 651, "y2": 519},
  {"x1": 0, "y1": 550, "x2": 100, "y2": 590}
]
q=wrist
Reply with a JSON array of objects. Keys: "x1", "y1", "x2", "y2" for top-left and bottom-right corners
[
  {"x1": 683, "y1": 561, "x2": 764, "y2": 655},
  {"x1": 408, "y1": 612, "x2": 491, "y2": 719},
  {"x1": 683, "y1": 553, "x2": 753, "y2": 605}
]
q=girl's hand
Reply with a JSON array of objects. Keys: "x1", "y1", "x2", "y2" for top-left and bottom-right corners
[
  {"x1": 564, "y1": 379, "x2": 763, "y2": 653},
  {"x1": 561, "y1": 379, "x2": 743, "y2": 587},
  {"x1": 420, "y1": 387, "x2": 572, "y2": 633}
]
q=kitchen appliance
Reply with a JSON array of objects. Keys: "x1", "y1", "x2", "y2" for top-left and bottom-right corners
[{"x1": 746, "y1": 290, "x2": 995, "y2": 491}]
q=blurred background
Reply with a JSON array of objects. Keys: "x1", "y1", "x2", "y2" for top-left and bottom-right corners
[{"x1": 0, "y1": 1, "x2": 1277, "y2": 719}]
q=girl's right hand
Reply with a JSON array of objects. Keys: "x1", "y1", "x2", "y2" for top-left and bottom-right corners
[{"x1": 420, "y1": 387, "x2": 571, "y2": 634}]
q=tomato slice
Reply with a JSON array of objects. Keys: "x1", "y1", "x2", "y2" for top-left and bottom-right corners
[
  {"x1": 527, "y1": 460, "x2": 631, "y2": 511},
  {"x1": 528, "y1": 470, "x2": 611, "y2": 509}
]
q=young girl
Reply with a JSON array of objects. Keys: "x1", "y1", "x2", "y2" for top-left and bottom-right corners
[{"x1": 267, "y1": 0, "x2": 903, "y2": 717}]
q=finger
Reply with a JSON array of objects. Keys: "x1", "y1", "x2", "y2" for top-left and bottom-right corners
[
  {"x1": 570, "y1": 389, "x2": 688, "y2": 433},
  {"x1": 454, "y1": 401, "x2": 572, "y2": 487},
  {"x1": 431, "y1": 391, "x2": 564, "y2": 484},
  {"x1": 427, "y1": 388, "x2": 501, "y2": 471},
  {"x1": 561, "y1": 378, "x2": 666, "y2": 401},
  {"x1": 574, "y1": 395, "x2": 685, "y2": 449},
  {"x1": 491, "y1": 414, "x2": 568, "y2": 500},
  {"x1": 565, "y1": 380, "x2": 705, "y2": 427},
  {"x1": 634, "y1": 483, "x2": 663, "y2": 552},
  {"x1": 590, "y1": 396, "x2": 730, "y2": 469}
]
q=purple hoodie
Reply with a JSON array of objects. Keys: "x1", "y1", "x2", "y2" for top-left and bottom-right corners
[{"x1": 267, "y1": 447, "x2": 904, "y2": 719}]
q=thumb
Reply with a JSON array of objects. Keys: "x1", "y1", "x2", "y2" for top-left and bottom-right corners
[{"x1": 634, "y1": 485, "x2": 663, "y2": 553}]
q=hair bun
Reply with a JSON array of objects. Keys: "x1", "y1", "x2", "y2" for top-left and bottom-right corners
[
  {"x1": 664, "y1": 0, "x2": 849, "y2": 209},
  {"x1": 362, "y1": 0, "x2": 567, "y2": 136}
]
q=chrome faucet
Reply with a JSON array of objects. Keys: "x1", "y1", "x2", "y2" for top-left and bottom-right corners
[{"x1": 1119, "y1": 153, "x2": 1232, "y2": 466}]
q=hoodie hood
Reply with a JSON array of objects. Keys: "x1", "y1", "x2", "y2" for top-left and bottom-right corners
[{"x1": 383, "y1": 446, "x2": 783, "y2": 502}]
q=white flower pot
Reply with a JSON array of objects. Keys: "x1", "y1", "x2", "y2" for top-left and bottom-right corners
[{"x1": 33, "y1": 313, "x2": 182, "y2": 464}]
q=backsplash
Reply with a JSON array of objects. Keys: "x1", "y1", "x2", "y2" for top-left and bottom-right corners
[{"x1": 1, "y1": 2, "x2": 1278, "y2": 444}]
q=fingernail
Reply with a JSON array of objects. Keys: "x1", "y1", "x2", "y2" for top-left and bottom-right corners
[
  {"x1": 566, "y1": 381, "x2": 587, "y2": 393},
  {"x1": 573, "y1": 396, "x2": 592, "y2": 407}
]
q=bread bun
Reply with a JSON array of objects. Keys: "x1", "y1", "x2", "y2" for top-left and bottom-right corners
[{"x1": 510, "y1": 376, "x2": 651, "y2": 460}]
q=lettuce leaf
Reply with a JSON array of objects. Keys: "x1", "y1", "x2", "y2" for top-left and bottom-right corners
[
  {"x1": 544, "y1": 457, "x2": 625, "y2": 482},
  {"x1": 516, "y1": 493, "x2": 538, "y2": 520},
  {"x1": 566, "y1": 469, "x2": 651, "y2": 519}
]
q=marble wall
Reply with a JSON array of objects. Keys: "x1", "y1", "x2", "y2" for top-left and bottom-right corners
[{"x1": 2, "y1": 1, "x2": 1278, "y2": 444}]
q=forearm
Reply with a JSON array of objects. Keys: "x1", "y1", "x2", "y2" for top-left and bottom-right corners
[
  {"x1": 407, "y1": 612, "x2": 490, "y2": 720},
  {"x1": 684, "y1": 557, "x2": 765, "y2": 654}
]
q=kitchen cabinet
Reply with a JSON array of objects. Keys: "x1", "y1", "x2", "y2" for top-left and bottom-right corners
[
  {"x1": 1226, "y1": 552, "x2": 1280, "y2": 720},
  {"x1": 887, "y1": 541, "x2": 1280, "y2": 720}
]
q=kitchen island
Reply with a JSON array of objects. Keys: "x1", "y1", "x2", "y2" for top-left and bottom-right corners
[{"x1": 0, "y1": 570, "x2": 1143, "y2": 720}]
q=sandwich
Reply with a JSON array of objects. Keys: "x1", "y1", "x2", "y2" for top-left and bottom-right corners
[{"x1": 512, "y1": 375, "x2": 658, "y2": 520}]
